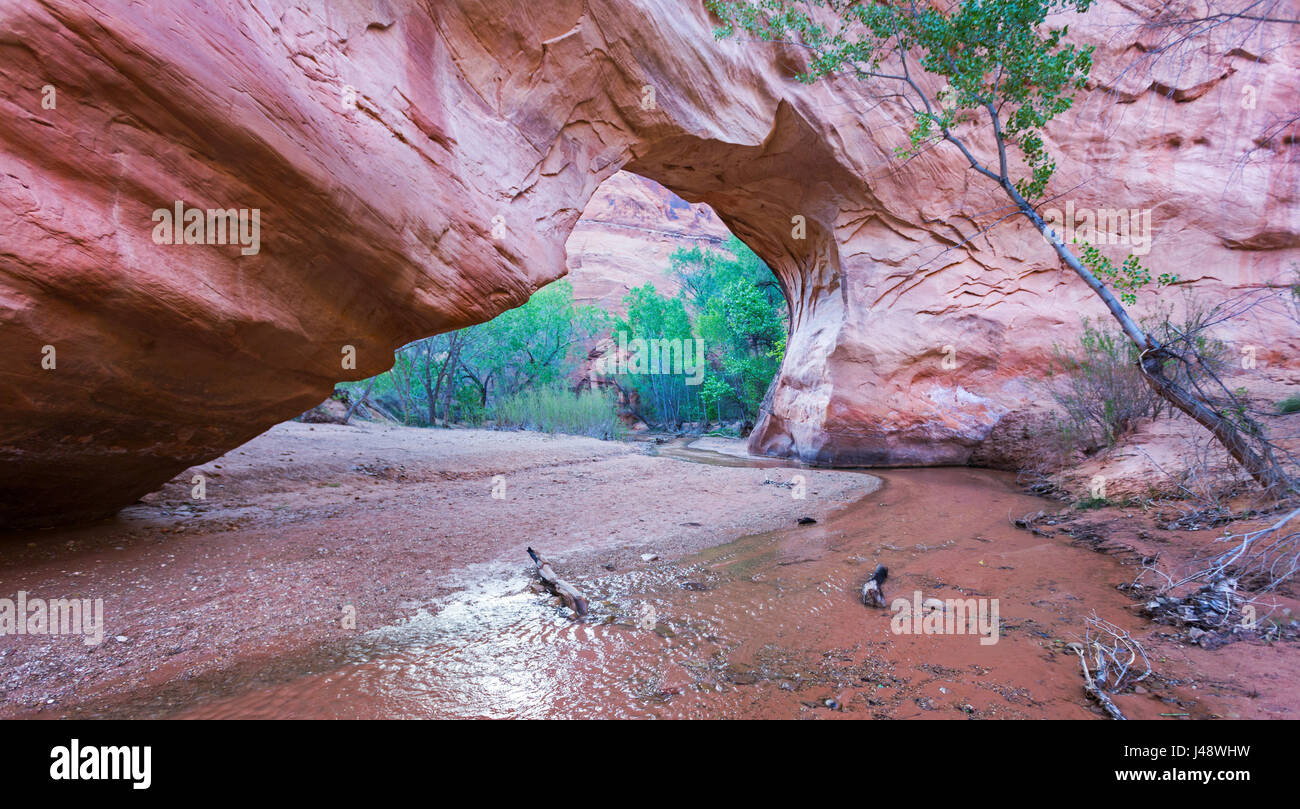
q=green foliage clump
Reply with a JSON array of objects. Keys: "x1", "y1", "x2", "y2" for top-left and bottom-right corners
[
  {"x1": 1076, "y1": 242, "x2": 1177, "y2": 306},
  {"x1": 674, "y1": 235, "x2": 786, "y2": 422},
  {"x1": 343, "y1": 279, "x2": 608, "y2": 427},
  {"x1": 613, "y1": 283, "x2": 699, "y2": 426},
  {"x1": 490, "y1": 387, "x2": 625, "y2": 440},
  {"x1": 1074, "y1": 495, "x2": 1111, "y2": 511},
  {"x1": 697, "y1": 280, "x2": 785, "y2": 419},
  {"x1": 458, "y1": 280, "x2": 609, "y2": 403},
  {"x1": 613, "y1": 236, "x2": 786, "y2": 427},
  {"x1": 1049, "y1": 319, "x2": 1160, "y2": 450}
]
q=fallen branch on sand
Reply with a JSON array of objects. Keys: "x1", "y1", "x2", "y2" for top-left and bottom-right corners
[
  {"x1": 1138, "y1": 506, "x2": 1300, "y2": 641},
  {"x1": 1193, "y1": 506, "x2": 1300, "y2": 594},
  {"x1": 1073, "y1": 614, "x2": 1151, "y2": 721},
  {"x1": 527, "y1": 547, "x2": 589, "y2": 616}
]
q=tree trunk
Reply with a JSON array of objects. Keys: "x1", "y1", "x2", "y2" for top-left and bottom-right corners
[
  {"x1": 526, "y1": 547, "x2": 588, "y2": 616},
  {"x1": 421, "y1": 341, "x2": 438, "y2": 426},
  {"x1": 1017, "y1": 197, "x2": 1293, "y2": 498},
  {"x1": 1138, "y1": 349, "x2": 1292, "y2": 497},
  {"x1": 390, "y1": 359, "x2": 414, "y2": 424},
  {"x1": 343, "y1": 377, "x2": 377, "y2": 424},
  {"x1": 430, "y1": 336, "x2": 453, "y2": 424}
]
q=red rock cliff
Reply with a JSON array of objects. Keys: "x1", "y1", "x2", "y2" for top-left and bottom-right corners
[{"x1": 1, "y1": 0, "x2": 1297, "y2": 525}]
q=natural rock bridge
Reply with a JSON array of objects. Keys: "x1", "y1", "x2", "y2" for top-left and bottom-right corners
[{"x1": 1, "y1": 0, "x2": 1296, "y2": 526}]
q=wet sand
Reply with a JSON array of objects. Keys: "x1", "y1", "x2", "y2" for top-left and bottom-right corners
[
  {"x1": 2, "y1": 423, "x2": 1296, "y2": 719},
  {"x1": 0, "y1": 423, "x2": 871, "y2": 718}
]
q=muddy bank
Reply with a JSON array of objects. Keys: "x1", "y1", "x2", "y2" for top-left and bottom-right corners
[
  {"x1": 2, "y1": 423, "x2": 1296, "y2": 719},
  {"x1": 0, "y1": 423, "x2": 872, "y2": 717},
  {"x1": 126, "y1": 465, "x2": 1299, "y2": 720}
]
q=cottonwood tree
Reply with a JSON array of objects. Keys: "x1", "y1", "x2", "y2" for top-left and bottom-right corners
[
  {"x1": 345, "y1": 280, "x2": 606, "y2": 424},
  {"x1": 711, "y1": 0, "x2": 1294, "y2": 496},
  {"x1": 614, "y1": 284, "x2": 701, "y2": 425},
  {"x1": 671, "y1": 235, "x2": 787, "y2": 422},
  {"x1": 458, "y1": 279, "x2": 608, "y2": 406}
]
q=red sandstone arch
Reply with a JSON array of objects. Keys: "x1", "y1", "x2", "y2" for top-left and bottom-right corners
[{"x1": 1, "y1": 0, "x2": 1296, "y2": 525}]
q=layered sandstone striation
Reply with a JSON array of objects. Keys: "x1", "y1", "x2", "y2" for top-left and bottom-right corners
[
  {"x1": 565, "y1": 170, "x2": 729, "y2": 313},
  {"x1": 1, "y1": 0, "x2": 1297, "y2": 525}
]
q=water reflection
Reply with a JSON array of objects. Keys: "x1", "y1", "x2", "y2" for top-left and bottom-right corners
[{"x1": 78, "y1": 445, "x2": 1143, "y2": 719}]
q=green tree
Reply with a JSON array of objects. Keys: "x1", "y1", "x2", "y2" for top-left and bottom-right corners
[
  {"x1": 358, "y1": 332, "x2": 459, "y2": 426},
  {"x1": 458, "y1": 280, "x2": 607, "y2": 406},
  {"x1": 672, "y1": 236, "x2": 787, "y2": 423},
  {"x1": 711, "y1": 0, "x2": 1291, "y2": 495},
  {"x1": 671, "y1": 234, "x2": 783, "y2": 311},
  {"x1": 698, "y1": 279, "x2": 785, "y2": 419},
  {"x1": 614, "y1": 284, "x2": 702, "y2": 426},
  {"x1": 701, "y1": 375, "x2": 733, "y2": 423},
  {"x1": 345, "y1": 280, "x2": 607, "y2": 425}
]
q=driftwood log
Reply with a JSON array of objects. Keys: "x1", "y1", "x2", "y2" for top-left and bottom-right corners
[
  {"x1": 527, "y1": 547, "x2": 589, "y2": 616},
  {"x1": 1075, "y1": 649, "x2": 1127, "y2": 720}
]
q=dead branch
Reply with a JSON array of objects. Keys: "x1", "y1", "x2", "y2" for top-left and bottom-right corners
[
  {"x1": 1073, "y1": 614, "x2": 1151, "y2": 720},
  {"x1": 1153, "y1": 505, "x2": 1300, "y2": 600},
  {"x1": 343, "y1": 378, "x2": 377, "y2": 424},
  {"x1": 527, "y1": 547, "x2": 589, "y2": 616},
  {"x1": 1203, "y1": 505, "x2": 1300, "y2": 593}
]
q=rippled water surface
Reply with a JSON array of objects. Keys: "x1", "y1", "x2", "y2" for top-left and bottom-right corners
[{"x1": 85, "y1": 446, "x2": 1155, "y2": 719}]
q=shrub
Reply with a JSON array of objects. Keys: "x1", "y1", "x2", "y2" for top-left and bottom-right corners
[
  {"x1": 490, "y1": 387, "x2": 625, "y2": 440},
  {"x1": 1279, "y1": 395, "x2": 1300, "y2": 415},
  {"x1": 1047, "y1": 302, "x2": 1232, "y2": 456},
  {"x1": 1048, "y1": 319, "x2": 1161, "y2": 451}
]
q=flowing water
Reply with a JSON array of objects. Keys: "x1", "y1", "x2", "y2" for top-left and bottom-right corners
[{"x1": 75, "y1": 443, "x2": 1161, "y2": 719}]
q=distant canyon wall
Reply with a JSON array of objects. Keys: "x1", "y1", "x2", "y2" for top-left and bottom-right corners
[{"x1": 565, "y1": 170, "x2": 729, "y2": 314}]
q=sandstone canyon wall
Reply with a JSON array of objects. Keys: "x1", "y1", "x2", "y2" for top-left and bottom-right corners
[
  {"x1": 565, "y1": 170, "x2": 729, "y2": 314},
  {"x1": 1, "y1": 0, "x2": 1298, "y2": 526}
]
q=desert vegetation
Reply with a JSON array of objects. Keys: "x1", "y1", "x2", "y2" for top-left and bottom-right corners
[
  {"x1": 326, "y1": 280, "x2": 610, "y2": 436},
  {"x1": 614, "y1": 235, "x2": 787, "y2": 429},
  {"x1": 490, "y1": 387, "x2": 626, "y2": 440},
  {"x1": 711, "y1": 0, "x2": 1295, "y2": 499},
  {"x1": 324, "y1": 233, "x2": 788, "y2": 438}
]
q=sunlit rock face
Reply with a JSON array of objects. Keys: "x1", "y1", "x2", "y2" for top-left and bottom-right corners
[
  {"x1": 745, "y1": 0, "x2": 1300, "y2": 468},
  {"x1": 1, "y1": 0, "x2": 1297, "y2": 525},
  {"x1": 565, "y1": 171, "x2": 729, "y2": 314}
]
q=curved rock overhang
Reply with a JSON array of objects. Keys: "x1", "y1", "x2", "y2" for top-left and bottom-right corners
[{"x1": 1, "y1": 0, "x2": 1297, "y2": 525}]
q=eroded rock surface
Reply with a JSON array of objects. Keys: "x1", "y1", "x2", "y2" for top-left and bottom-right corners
[
  {"x1": 565, "y1": 171, "x2": 729, "y2": 313},
  {"x1": 1, "y1": 0, "x2": 1297, "y2": 525}
]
